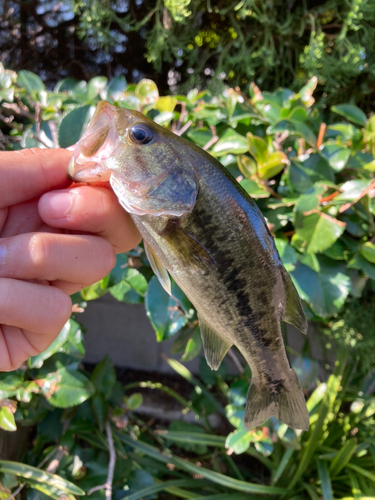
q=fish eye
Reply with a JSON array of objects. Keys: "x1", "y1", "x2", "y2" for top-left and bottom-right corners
[{"x1": 129, "y1": 123, "x2": 154, "y2": 145}]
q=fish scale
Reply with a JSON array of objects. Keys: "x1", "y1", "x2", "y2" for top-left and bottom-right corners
[{"x1": 68, "y1": 100, "x2": 310, "y2": 431}]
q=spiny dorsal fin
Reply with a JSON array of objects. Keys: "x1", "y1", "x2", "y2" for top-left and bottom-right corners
[
  {"x1": 162, "y1": 220, "x2": 216, "y2": 270},
  {"x1": 199, "y1": 316, "x2": 232, "y2": 370},
  {"x1": 144, "y1": 240, "x2": 171, "y2": 295},
  {"x1": 281, "y1": 267, "x2": 307, "y2": 335}
]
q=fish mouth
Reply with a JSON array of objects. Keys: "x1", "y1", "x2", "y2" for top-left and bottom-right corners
[{"x1": 68, "y1": 101, "x2": 132, "y2": 183}]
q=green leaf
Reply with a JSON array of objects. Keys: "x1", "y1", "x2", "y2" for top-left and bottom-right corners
[
  {"x1": 127, "y1": 392, "x2": 143, "y2": 410},
  {"x1": 0, "y1": 87, "x2": 14, "y2": 103},
  {"x1": 188, "y1": 127, "x2": 213, "y2": 147},
  {"x1": 360, "y1": 242, "x2": 375, "y2": 263},
  {"x1": 335, "y1": 179, "x2": 373, "y2": 202},
  {"x1": 17, "y1": 70, "x2": 45, "y2": 95},
  {"x1": 329, "y1": 439, "x2": 357, "y2": 477},
  {"x1": 291, "y1": 258, "x2": 350, "y2": 317},
  {"x1": 246, "y1": 132, "x2": 268, "y2": 164},
  {"x1": 58, "y1": 105, "x2": 92, "y2": 148},
  {"x1": 118, "y1": 434, "x2": 285, "y2": 495},
  {"x1": 289, "y1": 354, "x2": 346, "y2": 489},
  {"x1": 28, "y1": 321, "x2": 71, "y2": 369},
  {"x1": 268, "y1": 120, "x2": 316, "y2": 147},
  {"x1": 181, "y1": 328, "x2": 202, "y2": 362},
  {"x1": 91, "y1": 394, "x2": 107, "y2": 431},
  {"x1": 288, "y1": 155, "x2": 333, "y2": 194},
  {"x1": 27, "y1": 483, "x2": 75, "y2": 500},
  {"x1": 332, "y1": 104, "x2": 367, "y2": 126},
  {"x1": 295, "y1": 211, "x2": 346, "y2": 254},
  {"x1": 240, "y1": 179, "x2": 270, "y2": 198},
  {"x1": 0, "y1": 461, "x2": 84, "y2": 495},
  {"x1": 87, "y1": 76, "x2": 108, "y2": 101},
  {"x1": 43, "y1": 367, "x2": 95, "y2": 408},
  {"x1": 237, "y1": 154, "x2": 257, "y2": 177},
  {"x1": 0, "y1": 406, "x2": 16, "y2": 431},
  {"x1": 347, "y1": 463, "x2": 375, "y2": 483},
  {"x1": 123, "y1": 479, "x2": 215, "y2": 500},
  {"x1": 274, "y1": 239, "x2": 297, "y2": 271},
  {"x1": 211, "y1": 128, "x2": 248, "y2": 156},
  {"x1": 316, "y1": 460, "x2": 333, "y2": 500},
  {"x1": 155, "y1": 96, "x2": 178, "y2": 112},
  {"x1": 225, "y1": 429, "x2": 251, "y2": 454},
  {"x1": 81, "y1": 276, "x2": 110, "y2": 300},
  {"x1": 126, "y1": 469, "x2": 155, "y2": 495},
  {"x1": 294, "y1": 184, "x2": 326, "y2": 214},
  {"x1": 258, "y1": 152, "x2": 288, "y2": 179},
  {"x1": 145, "y1": 277, "x2": 190, "y2": 341},
  {"x1": 135, "y1": 79, "x2": 159, "y2": 103},
  {"x1": 91, "y1": 355, "x2": 116, "y2": 398},
  {"x1": 0, "y1": 373, "x2": 26, "y2": 399},
  {"x1": 320, "y1": 143, "x2": 350, "y2": 172},
  {"x1": 348, "y1": 252, "x2": 375, "y2": 280},
  {"x1": 106, "y1": 76, "x2": 127, "y2": 101}
]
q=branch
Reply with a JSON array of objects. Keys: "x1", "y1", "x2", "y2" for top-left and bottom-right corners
[
  {"x1": 203, "y1": 126, "x2": 218, "y2": 150},
  {"x1": 338, "y1": 178, "x2": 375, "y2": 213},
  {"x1": 228, "y1": 348, "x2": 244, "y2": 374},
  {"x1": 174, "y1": 119, "x2": 192, "y2": 137},
  {"x1": 88, "y1": 419, "x2": 116, "y2": 499}
]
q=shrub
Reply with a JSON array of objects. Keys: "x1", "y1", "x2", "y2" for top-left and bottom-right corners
[{"x1": 0, "y1": 68, "x2": 375, "y2": 499}]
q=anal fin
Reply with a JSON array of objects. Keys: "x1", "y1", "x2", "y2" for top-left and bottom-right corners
[
  {"x1": 199, "y1": 316, "x2": 232, "y2": 370},
  {"x1": 281, "y1": 267, "x2": 308, "y2": 335},
  {"x1": 144, "y1": 241, "x2": 171, "y2": 295}
]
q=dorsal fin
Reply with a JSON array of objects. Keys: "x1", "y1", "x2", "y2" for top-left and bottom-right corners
[
  {"x1": 281, "y1": 267, "x2": 307, "y2": 335},
  {"x1": 144, "y1": 241, "x2": 171, "y2": 295},
  {"x1": 199, "y1": 315, "x2": 232, "y2": 370}
]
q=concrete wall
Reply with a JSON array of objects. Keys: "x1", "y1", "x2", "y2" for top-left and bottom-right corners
[{"x1": 79, "y1": 294, "x2": 321, "y2": 375}]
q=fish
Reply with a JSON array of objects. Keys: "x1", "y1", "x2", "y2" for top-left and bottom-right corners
[{"x1": 68, "y1": 100, "x2": 310, "y2": 431}]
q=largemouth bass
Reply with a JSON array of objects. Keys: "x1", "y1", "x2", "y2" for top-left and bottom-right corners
[{"x1": 68, "y1": 101, "x2": 309, "y2": 431}]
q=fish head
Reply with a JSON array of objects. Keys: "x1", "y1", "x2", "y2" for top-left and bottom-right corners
[{"x1": 68, "y1": 101, "x2": 198, "y2": 217}]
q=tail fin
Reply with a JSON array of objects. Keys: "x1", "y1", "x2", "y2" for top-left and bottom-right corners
[{"x1": 244, "y1": 370, "x2": 309, "y2": 431}]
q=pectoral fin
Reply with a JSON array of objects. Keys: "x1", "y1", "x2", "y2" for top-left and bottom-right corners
[
  {"x1": 162, "y1": 220, "x2": 216, "y2": 270},
  {"x1": 144, "y1": 241, "x2": 171, "y2": 295},
  {"x1": 199, "y1": 316, "x2": 232, "y2": 370},
  {"x1": 281, "y1": 267, "x2": 307, "y2": 335}
]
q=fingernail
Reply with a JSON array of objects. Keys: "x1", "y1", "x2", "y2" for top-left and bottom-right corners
[{"x1": 43, "y1": 192, "x2": 73, "y2": 220}]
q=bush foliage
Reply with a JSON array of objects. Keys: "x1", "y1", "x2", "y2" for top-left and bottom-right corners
[
  {"x1": 0, "y1": 68, "x2": 375, "y2": 498},
  {"x1": 2, "y1": 1, "x2": 375, "y2": 107}
]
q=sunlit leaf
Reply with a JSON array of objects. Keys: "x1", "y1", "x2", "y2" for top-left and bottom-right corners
[
  {"x1": 17, "y1": 70, "x2": 45, "y2": 95},
  {"x1": 0, "y1": 461, "x2": 84, "y2": 495},
  {"x1": 332, "y1": 104, "x2": 367, "y2": 126},
  {"x1": 0, "y1": 406, "x2": 16, "y2": 432},
  {"x1": 246, "y1": 132, "x2": 268, "y2": 164},
  {"x1": 211, "y1": 128, "x2": 248, "y2": 156},
  {"x1": 87, "y1": 76, "x2": 108, "y2": 101},
  {"x1": 360, "y1": 242, "x2": 375, "y2": 263},
  {"x1": 135, "y1": 79, "x2": 159, "y2": 103},
  {"x1": 42, "y1": 367, "x2": 95, "y2": 408},
  {"x1": 258, "y1": 152, "x2": 288, "y2": 179}
]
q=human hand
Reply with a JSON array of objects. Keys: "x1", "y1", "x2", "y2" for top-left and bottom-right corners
[{"x1": 0, "y1": 148, "x2": 141, "y2": 371}]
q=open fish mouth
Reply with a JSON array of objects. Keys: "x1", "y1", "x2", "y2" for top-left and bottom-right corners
[{"x1": 68, "y1": 101, "x2": 132, "y2": 183}]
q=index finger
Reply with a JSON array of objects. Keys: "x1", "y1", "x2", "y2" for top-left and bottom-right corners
[{"x1": 0, "y1": 148, "x2": 72, "y2": 208}]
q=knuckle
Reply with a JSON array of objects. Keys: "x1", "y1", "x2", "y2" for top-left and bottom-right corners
[
  {"x1": 28, "y1": 233, "x2": 49, "y2": 270},
  {"x1": 40, "y1": 287, "x2": 72, "y2": 335}
]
